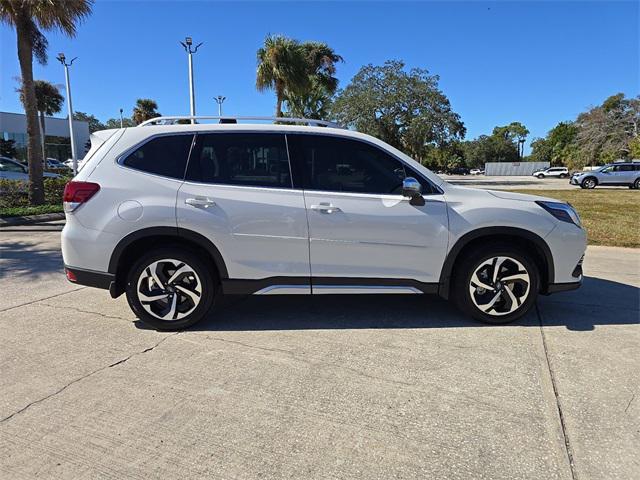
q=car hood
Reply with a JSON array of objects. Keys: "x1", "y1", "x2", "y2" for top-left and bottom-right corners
[{"x1": 485, "y1": 189, "x2": 560, "y2": 203}]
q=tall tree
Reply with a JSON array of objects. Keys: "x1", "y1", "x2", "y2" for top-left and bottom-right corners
[
  {"x1": 132, "y1": 99, "x2": 161, "y2": 125},
  {"x1": 331, "y1": 60, "x2": 465, "y2": 161},
  {"x1": 529, "y1": 122, "x2": 578, "y2": 166},
  {"x1": 19, "y1": 80, "x2": 63, "y2": 158},
  {"x1": 284, "y1": 41, "x2": 342, "y2": 119},
  {"x1": 1, "y1": 0, "x2": 93, "y2": 204},
  {"x1": 256, "y1": 35, "x2": 310, "y2": 117},
  {"x1": 492, "y1": 122, "x2": 529, "y2": 158},
  {"x1": 105, "y1": 117, "x2": 134, "y2": 129}
]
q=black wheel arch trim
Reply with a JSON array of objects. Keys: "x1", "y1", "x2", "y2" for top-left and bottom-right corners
[
  {"x1": 108, "y1": 226, "x2": 229, "y2": 290},
  {"x1": 438, "y1": 226, "x2": 554, "y2": 299}
]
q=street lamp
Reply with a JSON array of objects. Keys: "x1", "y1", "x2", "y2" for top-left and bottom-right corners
[
  {"x1": 518, "y1": 138, "x2": 526, "y2": 159},
  {"x1": 179, "y1": 36, "x2": 203, "y2": 124},
  {"x1": 214, "y1": 95, "x2": 226, "y2": 116},
  {"x1": 119, "y1": 108, "x2": 124, "y2": 128},
  {"x1": 57, "y1": 53, "x2": 78, "y2": 174}
]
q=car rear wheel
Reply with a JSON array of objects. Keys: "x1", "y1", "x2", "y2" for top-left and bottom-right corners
[
  {"x1": 452, "y1": 244, "x2": 540, "y2": 324},
  {"x1": 634, "y1": 178, "x2": 640, "y2": 190},
  {"x1": 560, "y1": 173, "x2": 568, "y2": 178},
  {"x1": 582, "y1": 177, "x2": 597, "y2": 189},
  {"x1": 125, "y1": 248, "x2": 217, "y2": 330}
]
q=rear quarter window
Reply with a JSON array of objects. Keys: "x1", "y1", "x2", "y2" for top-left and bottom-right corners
[{"x1": 122, "y1": 134, "x2": 194, "y2": 179}]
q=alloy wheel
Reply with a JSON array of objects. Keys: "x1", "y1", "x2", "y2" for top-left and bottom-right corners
[
  {"x1": 468, "y1": 256, "x2": 531, "y2": 317},
  {"x1": 136, "y1": 258, "x2": 202, "y2": 320}
]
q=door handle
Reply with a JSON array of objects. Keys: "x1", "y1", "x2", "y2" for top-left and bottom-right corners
[
  {"x1": 310, "y1": 203, "x2": 342, "y2": 214},
  {"x1": 185, "y1": 197, "x2": 216, "y2": 208}
]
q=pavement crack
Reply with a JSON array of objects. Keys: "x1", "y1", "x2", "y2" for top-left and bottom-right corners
[
  {"x1": 40, "y1": 302, "x2": 131, "y2": 322},
  {"x1": 536, "y1": 303, "x2": 579, "y2": 480},
  {"x1": 0, "y1": 287, "x2": 86, "y2": 313},
  {"x1": 624, "y1": 393, "x2": 636, "y2": 413},
  {"x1": 0, "y1": 332, "x2": 178, "y2": 425}
]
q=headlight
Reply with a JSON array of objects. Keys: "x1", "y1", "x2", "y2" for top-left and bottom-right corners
[{"x1": 536, "y1": 201, "x2": 582, "y2": 227}]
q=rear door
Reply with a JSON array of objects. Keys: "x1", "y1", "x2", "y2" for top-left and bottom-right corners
[
  {"x1": 287, "y1": 133, "x2": 449, "y2": 287},
  {"x1": 176, "y1": 132, "x2": 310, "y2": 289}
]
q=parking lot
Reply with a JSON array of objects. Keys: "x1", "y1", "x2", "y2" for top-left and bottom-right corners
[
  {"x1": 443, "y1": 174, "x2": 583, "y2": 190},
  {"x1": 1, "y1": 220, "x2": 638, "y2": 479}
]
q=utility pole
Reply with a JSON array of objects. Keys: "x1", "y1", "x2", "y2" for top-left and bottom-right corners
[
  {"x1": 214, "y1": 95, "x2": 226, "y2": 116},
  {"x1": 180, "y1": 37, "x2": 203, "y2": 124},
  {"x1": 57, "y1": 53, "x2": 78, "y2": 174},
  {"x1": 119, "y1": 108, "x2": 124, "y2": 128}
]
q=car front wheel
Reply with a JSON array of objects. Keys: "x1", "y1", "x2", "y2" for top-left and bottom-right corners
[
  {"x1": 452, "y1": 245, "x2": 539, "y2": 324},
  {"x1": 537, "y1": 174, "x2": 545, "y2": 179},
  {"x1": 125, "y1": 248, "x2": 217, "y2": 330},
  {"x1": 582, "y1": 177, "x2": 597, "y2": 189}
]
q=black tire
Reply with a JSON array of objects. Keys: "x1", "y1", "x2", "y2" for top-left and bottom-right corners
[
  {"x1": 451, "y1": 244, "x2": 540, "y2": 325},
  {"x1": 582, "y1": 177, "x2": 597, "y2": 189},
  {"x1": 559, "y1": 173, "x2": 568, "y2": 178},
  {"x1": 634, "y1": 178, "x2": 640, "y2": 190},
  {"x1": 125, "y1": 247, "x2": 217, "y2": 330},
  {"x1": 537, "y1": 174, "x2": 544, "y2": 179}
]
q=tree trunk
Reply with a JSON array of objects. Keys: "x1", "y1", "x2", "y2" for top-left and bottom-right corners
[{"x1": 16, "y1": 16, "x2": 45, "y2": 205}]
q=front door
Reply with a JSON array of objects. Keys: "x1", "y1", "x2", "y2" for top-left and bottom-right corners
[
  {"x1": 176, "y1": 132, "x2": 310, "y2": 290},
  {"x1": 287, "y1": 134, "x2": 449, "y2": 288}
]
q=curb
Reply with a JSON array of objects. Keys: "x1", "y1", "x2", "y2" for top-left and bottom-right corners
[{"x1": 0, "y1": 212, "x2": 65, "y2": 227}]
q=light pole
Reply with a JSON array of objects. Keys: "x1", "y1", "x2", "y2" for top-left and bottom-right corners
[
  {"x1": 119, "y1": 108, "x2": 124, "y2": 128},
  {"x1": 214, "y1": 95, "x2": 226, "y2": 116},
  {"x1": 57, "y1": 53, "x2": 78, "y2": 174},
  {"x1": 180, "y1": 36, "x2": 203, "y2": 124}
]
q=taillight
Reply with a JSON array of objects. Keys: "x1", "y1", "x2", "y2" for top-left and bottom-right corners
[{"x1": 63, "y1": 181, "x2": 100, "y2": 213}]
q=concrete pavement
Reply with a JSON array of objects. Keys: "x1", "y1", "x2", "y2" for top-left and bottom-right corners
[{"x1": 0, "y1": 221, "x2": 638, "y2": 479}]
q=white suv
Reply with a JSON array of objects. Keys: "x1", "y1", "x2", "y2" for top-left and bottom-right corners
[
  {"x1": 61, "y1": 117, "x2": 586, "y2": 330},
  {"x1": 532, "y1": 167, "x2": 569, "y2": 178}
]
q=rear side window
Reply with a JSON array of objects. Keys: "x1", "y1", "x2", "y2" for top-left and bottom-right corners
[
  {"x1": 186, "y1": 133, "x2": 291, "y2": 188},
  {"x1": 122, "y1": 135, "x2": 193, "y2": 179}
]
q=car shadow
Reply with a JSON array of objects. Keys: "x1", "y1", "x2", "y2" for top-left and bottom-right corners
[{"x1": 163, "y1": 276, "x2": 638, "y2": 333}]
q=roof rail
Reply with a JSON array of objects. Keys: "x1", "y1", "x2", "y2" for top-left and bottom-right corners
[{"x1": 137, "y1": 115, "x2": 343, "y2": 129}]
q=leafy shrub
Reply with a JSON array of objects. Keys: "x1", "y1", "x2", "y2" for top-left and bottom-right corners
[{"x1": 0, "y1": 177, "x2": 68, "y2": 208}]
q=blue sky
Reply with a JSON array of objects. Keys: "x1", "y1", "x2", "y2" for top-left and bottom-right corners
[{"x1": 1, "y1": 0, "x2": 638, "y2": 151}]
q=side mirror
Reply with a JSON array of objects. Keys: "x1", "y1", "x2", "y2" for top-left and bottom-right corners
[{"x1": 402, "y1": 177, "x2": 425, "y2": 206}]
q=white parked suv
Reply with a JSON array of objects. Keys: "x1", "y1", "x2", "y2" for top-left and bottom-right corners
[
  {"x1": 532, "y1": 167, "x2": 569, "y2": 179},
  {"x1": 61, "y1": 117, "x2": 586, "y2": 330}
]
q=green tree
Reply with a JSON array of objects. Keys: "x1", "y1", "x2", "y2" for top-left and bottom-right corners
[
  {"x1": 574, "y1": 93, "x2": 640, "y2": 165},
  {"x1": 132, "y1": 99, "x2": 161, "y2": 125},
  {"x1": 284, "y1": 41, "x2": 343, "y2": 119},
  {"x1": 492, "y1": 122, "x2": 529, "y2": 159},
  {"x1": 256, "y1": 35, "x2": 310, "y2": 117},
  {"x1": 0, "y1": 138, "x2": 17, "y2": 158},
  {"x1": 529, "y1": 122, "x2": 578, "y2": 166},
  {"x1": 331, "y1": 60, "x2": 465, "y2": 161},
  {"x1": 19, "y1": 80, "x2": 64, "y2": 158},
  {"x1": 1, "y1": 0, "x2": 93, "y2": 205},
  {"x1": 73, "y1": 111, "x2": 105, "y2": 133}
]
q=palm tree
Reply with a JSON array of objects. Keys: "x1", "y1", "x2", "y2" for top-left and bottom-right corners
[
  {"x1": 19, "y1": 80, "x2": 64, "y2": 158},
  {"x1": 256, "y1": 35, "x2": 309, "y2": 117},
  {"x1": 1, "y1": 0, "x2": 93, "y2": 205},
  {"x1": 132, "y1": 99, "x2": 161, "y2": 125},
  {"x1": 284, "y1": 42, "x2": 342, "y2": 119}
]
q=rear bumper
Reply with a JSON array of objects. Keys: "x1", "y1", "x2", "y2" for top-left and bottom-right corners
[{"x1": 64, "y1": 266, "x2": 114, "y2": 290}]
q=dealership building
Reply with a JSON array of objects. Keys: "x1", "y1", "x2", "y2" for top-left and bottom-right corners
[{"x1": 0, "y1": 111, "x2": 90, "y2": 161}]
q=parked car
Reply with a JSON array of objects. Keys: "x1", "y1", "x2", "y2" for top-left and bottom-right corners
[
  {"x1": 470, "y1": 168, "x2": 484, "y2": 175},
  {"x1": 570, "y1": 161, "x2": 640, "y2": 189},
  {"x1": 447, "y1": 166, "x2": 470, "y2": 175},
  {"x1": 532, "y1": 167, "x2": 569, "y2": 179},
  {"x1": 0, "y1": 157, "x2": 61, "y2": 181},
  {"x1": 46, "y1": 158, "x2": 72, "y2": 171},
  {"x1": 61, "y1": 117, "x2": 586, "y2": 330}
]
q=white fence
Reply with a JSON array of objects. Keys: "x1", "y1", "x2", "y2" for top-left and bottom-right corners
[{"x1": 484, "y1": 161, "x2": 550, "y2": 176}]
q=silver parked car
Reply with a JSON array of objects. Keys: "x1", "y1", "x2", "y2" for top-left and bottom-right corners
[{"x1": 570, "y1": 161, "x2": 640, "y2": 189}]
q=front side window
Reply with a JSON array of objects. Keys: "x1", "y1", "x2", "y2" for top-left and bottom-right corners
[
  {"x1": 287, "y1": 134, "x2": 410, "y2": 195},
  {"x1": 122, "y1": 134, "x2": 194, "y2": 179},
  {"x1": 0, "y1": 160, "x2": 26, "y2": 173},
  {"x1": 186, "y1": 133, "x2": 291, "y2": 188}
]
